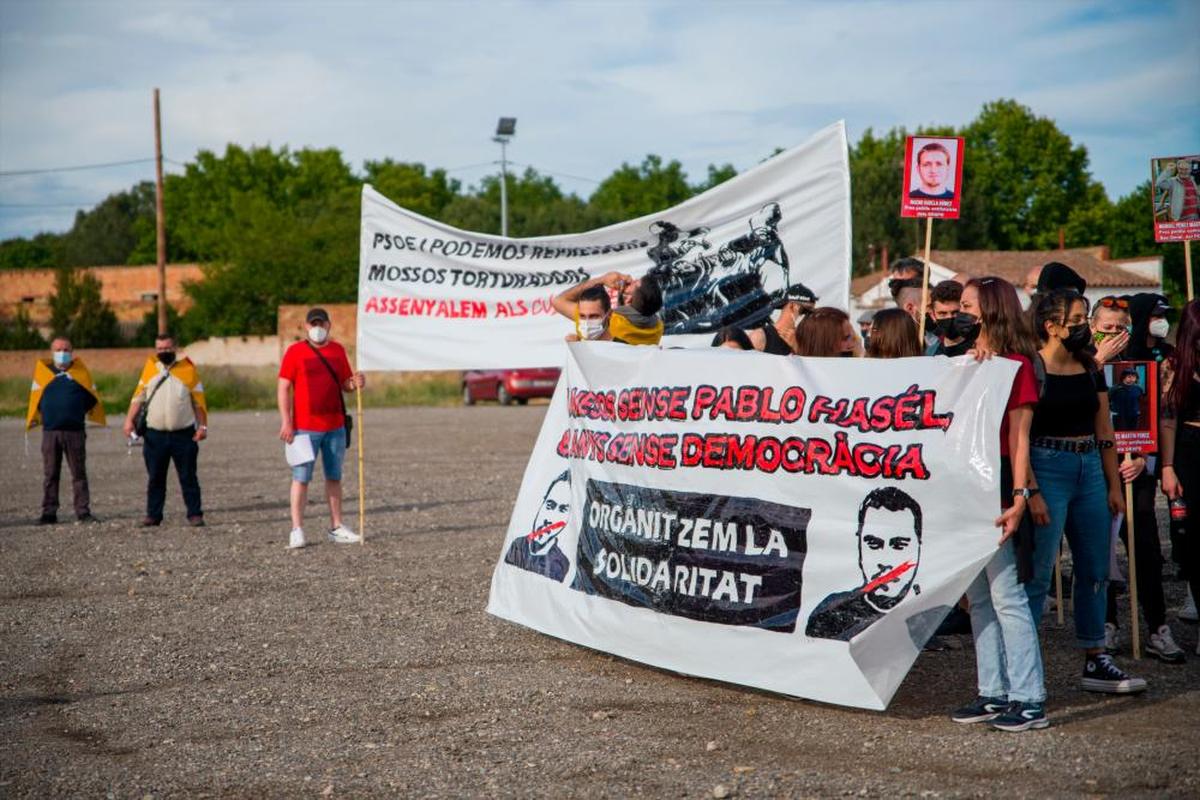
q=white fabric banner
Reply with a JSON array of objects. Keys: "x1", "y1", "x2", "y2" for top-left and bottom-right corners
[
  {"x1": 357, "y1": 122, "x2": 850, "y2": 371},
  {"x1": 487, "y1": 344, "x2": 1018, "y2": 710}
]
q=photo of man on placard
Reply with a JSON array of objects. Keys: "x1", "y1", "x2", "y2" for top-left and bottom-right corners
[{"x1": 908, "y1": 140, "x2": 957, "y2": 199}]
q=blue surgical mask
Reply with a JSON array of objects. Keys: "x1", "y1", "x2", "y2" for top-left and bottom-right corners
[{"x1": 52, "y1": 351, "x2": 72, "y2": 368}]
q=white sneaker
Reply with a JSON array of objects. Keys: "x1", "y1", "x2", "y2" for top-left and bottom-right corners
[
  {"x1": 288, "y1": 527, "x2": 306, "y2": 549},
  {"x1": 1104, "y1": 622, "x2": 1119, "y2": 654},
  {"x1": 1180, "y1": 589, "x2": 1198, "y2": 622},
  {"x1": 328, "y1": 524, "x2": 360, "y2": 544},
  {"x1": 1146, "y1": 625, "x2": 1186, "y2": 664}
]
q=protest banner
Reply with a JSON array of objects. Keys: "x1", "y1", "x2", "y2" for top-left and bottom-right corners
[
  {"x1": 487, "y1": 344, "x2": 1017, "y2": 710},
  {"x1": 900, "y1": 136, "x2": 966, "y2": 343},
  {"x1": 357, "y1": 122, "x2": 851, "y2": 371},
  {"x1": 1150, "y1": 155, "x2": 1198, "y2": 300}
]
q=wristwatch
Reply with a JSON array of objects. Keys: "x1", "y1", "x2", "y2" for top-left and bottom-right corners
[
  {"x1": 1012, "y1": 487, "x2": 1041, "y2": 499},
  {"x1": 199, "y1": 425, "x2": 208, "y2": 432}
]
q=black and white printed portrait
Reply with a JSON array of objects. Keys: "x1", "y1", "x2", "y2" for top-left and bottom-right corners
[
  {"x1": 505, "y1": 470, "x2": 572, "y2": 582},
  {"x1": 805, "y1": 487, "x2": 923, "y2": 642}
]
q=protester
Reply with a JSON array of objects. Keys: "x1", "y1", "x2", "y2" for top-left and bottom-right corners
[
  {"x1": 1090, "y1": 296, "x2": 1132, "y2": 365},
  {"x1": 794, "y1": 307, "x2": 859, "y2": 357},
  {"x1": 857, "y1": 309, "x2": 876, "y2": 351},
  {"x1": 1160, "y1": 299, "x2": 1200, "y2": 655},
  {"x1": 866, "y1": 308, "x2": 921, "y2": 359},
  {"x1": 949, "y1": 276, "x2": 1048, "y2": 731},
  {"x1": 1025, "y1": 290, "x2": 1147, "y2": 693},
  {"x1": 277, "y1": 308, "x2": 365, "y2": 549},
  {"x1": 26, "y1": 337, "x2": 104, "y2": 524},
  {"x1": 123, "y1": 333, "x2": 208, "y2": 528},
  {"x1": 1035, "y1": 261, "x2": 1086, "y2": 297},
  {"x1": 889, "y1": 257, "x2": 923, "y2": 282},
  {"x1": 553, "y1": 271, "x2": 663, "y2": 344},
  {"x1": 711, "y1": 326, "x2": 754, "y2": 350},
  {"x1": 747, "y1": 282, "x2": 817, "y2": 354},
  {"x1": 890, "y1": 277, "x2": 924, "y2": 326},
  {"x1": 1022, "y1": 265, "x2": 1043, "y2": 307},
  {"x1": 925, "y1": 280, "x2": 967, "y2": 356}
]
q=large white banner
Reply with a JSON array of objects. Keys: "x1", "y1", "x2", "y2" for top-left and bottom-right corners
[
  {"x1": 357, "y1": 122, "x2": 850, "y2": 371},
  {"x1": 488, "y1": 344, "x2": 1017, "y2": 710}
]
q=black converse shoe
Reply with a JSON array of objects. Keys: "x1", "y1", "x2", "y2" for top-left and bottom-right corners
[{"x1": 1080, "y1": 653, "x2": 1147, "y2": 694}]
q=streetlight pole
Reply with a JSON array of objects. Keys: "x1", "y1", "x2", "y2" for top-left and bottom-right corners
[{"x1": 493, "y1": 117, "x2": 516, "y2": 237}]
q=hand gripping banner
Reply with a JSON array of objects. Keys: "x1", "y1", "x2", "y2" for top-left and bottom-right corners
[
  {"x1": 487, "y1": 344, "x2": 1018, "y2": 710},
  {"x1": 357, "y1": 121, "x2": 850, "y2": 371}
]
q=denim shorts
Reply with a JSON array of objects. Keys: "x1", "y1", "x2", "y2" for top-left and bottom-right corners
[{"x1": 291, "y1": 428, "x2": 346, "y2": 483}]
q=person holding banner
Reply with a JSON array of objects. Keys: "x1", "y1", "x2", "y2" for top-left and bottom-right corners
[
  {"x1": 947, "y1": 277, "x2": 1048, "y2": 732},
  {"x1": 278, "y1": 308, "x2": 365, "y2": 549},
  {"x1": 1026, "y1": 290, "x2": 1147, "y2": 693},
  {"x1": 1160, "y1": 300, "x2": 1200, "y2": 656},
  {"x1": 552, "y1": 271, "x2": 664, "y2": 345}
]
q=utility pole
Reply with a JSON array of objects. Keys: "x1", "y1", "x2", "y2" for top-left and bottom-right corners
[
  {"x1": 493, "y1": 117, "x2": 516, "y2": 237},
  {"x1": 153, "y1": 88, "x2": 167, "y2": 335}
]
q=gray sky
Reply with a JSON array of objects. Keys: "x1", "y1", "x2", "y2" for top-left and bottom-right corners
[{"x1": 1, "y1": 0, "x2": 1197, "y2": 240}]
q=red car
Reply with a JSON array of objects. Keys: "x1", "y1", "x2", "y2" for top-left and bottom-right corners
[{"x1": 462, "y1": 368, "x2": 561, "y2": 406}]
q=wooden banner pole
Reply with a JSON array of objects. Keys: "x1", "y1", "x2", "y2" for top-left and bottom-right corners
[
  {"x1": 1054, "y1": 545, "x2": 1065, "y2": 627},
  {"x1": 356, "y1": 369, "x2": 366, "y2": 545},
  {"x1": 1185, "y1": 239, "x2": 1193, "y2": 302},
  {"x1": 917, "y1": 217, "x2": 933, "y2": 342},
  {"x1": 1124, "y1": 454, "x2": 1140, "y2": 659}
]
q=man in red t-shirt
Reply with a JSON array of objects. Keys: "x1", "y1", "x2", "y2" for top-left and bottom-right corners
[{"x1": 278, "y1": 307, "x2": 365, "y2": 549}]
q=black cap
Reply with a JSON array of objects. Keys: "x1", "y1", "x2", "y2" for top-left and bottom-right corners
[
  {"x1": 1036, "y1": 262, "x2": 1086, "y2": 294},
  {"x1": 1149, "y1": 295, "x2": 1170, "y2": 316},
  {"x1": 784, "y1": 282, "x2": 818, "y2": 304},
  {"x1": 305, "y1": 307, "x2": 330, "y2": 324}
]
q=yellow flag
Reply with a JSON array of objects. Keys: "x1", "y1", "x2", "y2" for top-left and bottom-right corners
[{"x1": 26, "y1": 357, "x2": 106, "y2": 430}]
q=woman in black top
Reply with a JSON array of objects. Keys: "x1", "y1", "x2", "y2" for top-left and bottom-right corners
[
  {"x1": 1161, "y1": 299, "x2": 1200, "y2": 656},
  {"x1": 1025, "y1": 289, "x2": 1146, "y2": 694}
]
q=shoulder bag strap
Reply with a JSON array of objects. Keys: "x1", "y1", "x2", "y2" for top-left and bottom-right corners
[{"x1": 306, "y1": 342, "x2": 348, "y2": 420}]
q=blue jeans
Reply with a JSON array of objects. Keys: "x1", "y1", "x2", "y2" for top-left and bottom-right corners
[
  {"x1": 291, "y1": 428, "x2": 346, "y2": 484},
  {"x1": 1025, "y1": 446, "x2": 1111, "y2": 649},
  {"x1": 966, "y1": 541, "x2": 1046, "y2": 703}
]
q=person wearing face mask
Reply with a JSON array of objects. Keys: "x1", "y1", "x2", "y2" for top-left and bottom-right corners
[
  {"x1": 1025, "y1": 289, "x2": 1148, "y2": 694},
  {"x1": 124, "y1": 333, "x2": 208, "y2": 528},
  {"x1": 924, "y1": 280, "x2": 967, "y2": 356},
  {"x1": 747, "y1": 282, "x2": 818, "y2": 354},
  {"x1": 27, "y1": 337, "x2": 104, "y2": 525},
  {"x1": 552, "y1": 271, "x2": 649, "y2": 344},
  {"x1": 278, "y1": 308, "x2": 366, "y2": 549}
]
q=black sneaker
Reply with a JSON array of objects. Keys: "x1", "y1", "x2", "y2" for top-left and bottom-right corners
[
  {"x1": 76, "y1": 513, "x2": 100, "y2": 524},
  {"x1": 37, "y1": 513, "x2": 57, "y2": 525},
  {"x1": 990, "y1": 701, "x2": 1050, "y2": 732},
  {"x1": 1081, "y1": 653, "x2": 1147, "y2": 694},
  {"x1": 951, "y1": 695, "x2": 1007, "y2": 723}
]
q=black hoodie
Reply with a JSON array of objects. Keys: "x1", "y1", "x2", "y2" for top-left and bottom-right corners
[{"x1": 1124, "y1": 293, "x2": 1174, "y2": 364}]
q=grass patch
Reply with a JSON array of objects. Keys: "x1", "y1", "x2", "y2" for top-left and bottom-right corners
[{"x1": 1, "y1": 369, "x2": 463, "y2": 417}]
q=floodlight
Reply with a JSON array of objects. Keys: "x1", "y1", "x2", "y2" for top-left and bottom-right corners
[{"x1": 496, "y1": 117, "x2": 517, "y2": 137}]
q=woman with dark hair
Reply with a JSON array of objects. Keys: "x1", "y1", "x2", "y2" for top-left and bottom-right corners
[
  {"x1": 794, "y1": 307, "x2": 859, "y2": 357},
  {"x1": 867, "y1": 308, "x2": 922, "y2": 359},
  {"x1": 1026, "y1": 289, "x2": 1146, "y2": 694},
  {"x1": 948, "y1": 277, "x2": 1048, "y2": 732},
  {"x1": 1161, "y1": 299, "x2": 1200, "y2": 656},
  {"x1": 711, "y1": 326, "x2": 754, "y2": 351}
]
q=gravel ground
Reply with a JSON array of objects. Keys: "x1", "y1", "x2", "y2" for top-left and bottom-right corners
[{"x1": 1, "y1": 407, "x2": 1198, "y2": 798}]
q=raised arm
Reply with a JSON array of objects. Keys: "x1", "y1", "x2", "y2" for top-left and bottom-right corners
[{"x1": 551, "y1": 271, "x2": 631, "y2": 320}]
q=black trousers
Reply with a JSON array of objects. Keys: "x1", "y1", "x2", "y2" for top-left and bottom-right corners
[
  {"x1": 1176, "y1": 425, "x2": 1200, "y2": 614},
  {"x1": 42, "y1": 429, "x2": 89, "y2": 517},
  {"x1": 143, "y1": 428, "x2": 202, "y2": 520},
  {"x1": 1105, "y1": 470, "x2": 1166, "y2": 630}
]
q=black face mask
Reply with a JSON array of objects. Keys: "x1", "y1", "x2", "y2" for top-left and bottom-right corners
[
  {"x1": 839, "y1": 350, "x2": 854, "y2": 358},
  {"x1": 928, "y1": 315, "x2": 954, "y2": 338},
  {"x1": 157, "y1": 351, "x2": 176, "y2": 366},
  {"x1": 950, "y1": 312, "x2": 981, "y2": 345},
  {"x1": 1062, "y1": 323, "x2": 1092, "y2": 354}
]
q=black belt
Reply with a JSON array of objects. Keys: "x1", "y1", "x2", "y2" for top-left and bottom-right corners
[{"x1": 1032, "y1": 436, "x2": 1108, "y2": 453}]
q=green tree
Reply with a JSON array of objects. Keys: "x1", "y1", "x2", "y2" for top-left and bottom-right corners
[
  {"x1": 442, "y1": 167, "x2": 597, "y2": 236},
  {"x1": 0, "y1": 232, "x2": 63, "y2": 269},
  {"x1": 0, "y1": 306, "x2": 47, "y2": 349},
  {"x1": 362, "y1": 160, "x2": 460, "y2": 219},
  {"x1": 48, "y1": 267, "x2": 122, "y2": 347},
  {"x1": 588, "y1": 155, "x2": 695, "y2": 226},
  {"x1": 131, "y1": 304, "x2": 186, "y2": 346},
  {"x1": 59, "y1": 182, "x2": 156, "y2": 267}
]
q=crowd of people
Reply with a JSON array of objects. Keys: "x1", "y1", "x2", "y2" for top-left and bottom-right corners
[
  {"x1": 550, "y1": 262, "x2": 1200, "y2": 733},
  {"x1": 26, "y1": 262, "x2": 1198, "y2": 733}
]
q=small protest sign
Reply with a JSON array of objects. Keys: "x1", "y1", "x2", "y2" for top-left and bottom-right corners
[
  {"x1": 1104, "y1": 360, "x2": 1158, "y2": 454},
  {"x1": 900, "y1": 136, "x2": 965, "y2": 220},
  {"x1": 1151, "y1": 155, "x2": 1200, "y2": 243}
]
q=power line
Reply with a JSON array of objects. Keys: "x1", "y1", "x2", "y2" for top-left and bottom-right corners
[
  {"x1": 0, "y1": 157, "x2": 157, "y2": 178},
  {"x1": 0, "y1": 201, "x2": 104, "y2": 208},
  {"x1": 508, "y1": 161, "x2": 600, "y2": 185}
]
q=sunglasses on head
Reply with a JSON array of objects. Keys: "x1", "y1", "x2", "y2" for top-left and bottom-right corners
[{"x1": 1097, "y1": 297, "x2": 1128, "y2": 309}]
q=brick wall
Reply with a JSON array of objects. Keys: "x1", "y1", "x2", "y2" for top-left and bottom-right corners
[{"x1": 0, "y1": 264, "x2": 204, "y2": 325}]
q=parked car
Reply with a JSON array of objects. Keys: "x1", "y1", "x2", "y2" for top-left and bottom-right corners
[{"x1": 462, "y1": 368, "x2": 561, "y2": 406}]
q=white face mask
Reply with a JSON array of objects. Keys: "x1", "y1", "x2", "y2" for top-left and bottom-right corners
[
  {"x1": 580, "y1": 319, "x2": 606, "y2": 340},
  {"x1": 1148, "y1": 318, "x2": 1170, "y2": 339},
  {"x1": 52, "y1": 351, "x2": 72, "y2": 367},
  {"x1": 307, "y1": 325, "x2": 329, "y2": 344}
]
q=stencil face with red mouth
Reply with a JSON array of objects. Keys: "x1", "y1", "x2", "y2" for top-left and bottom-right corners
[
  {"x1": 856, "y1": 496, "x2": 921, "y2": 611},
  {"x1": 528, "y1": 474, "x2": 571, "y2": 556}
]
